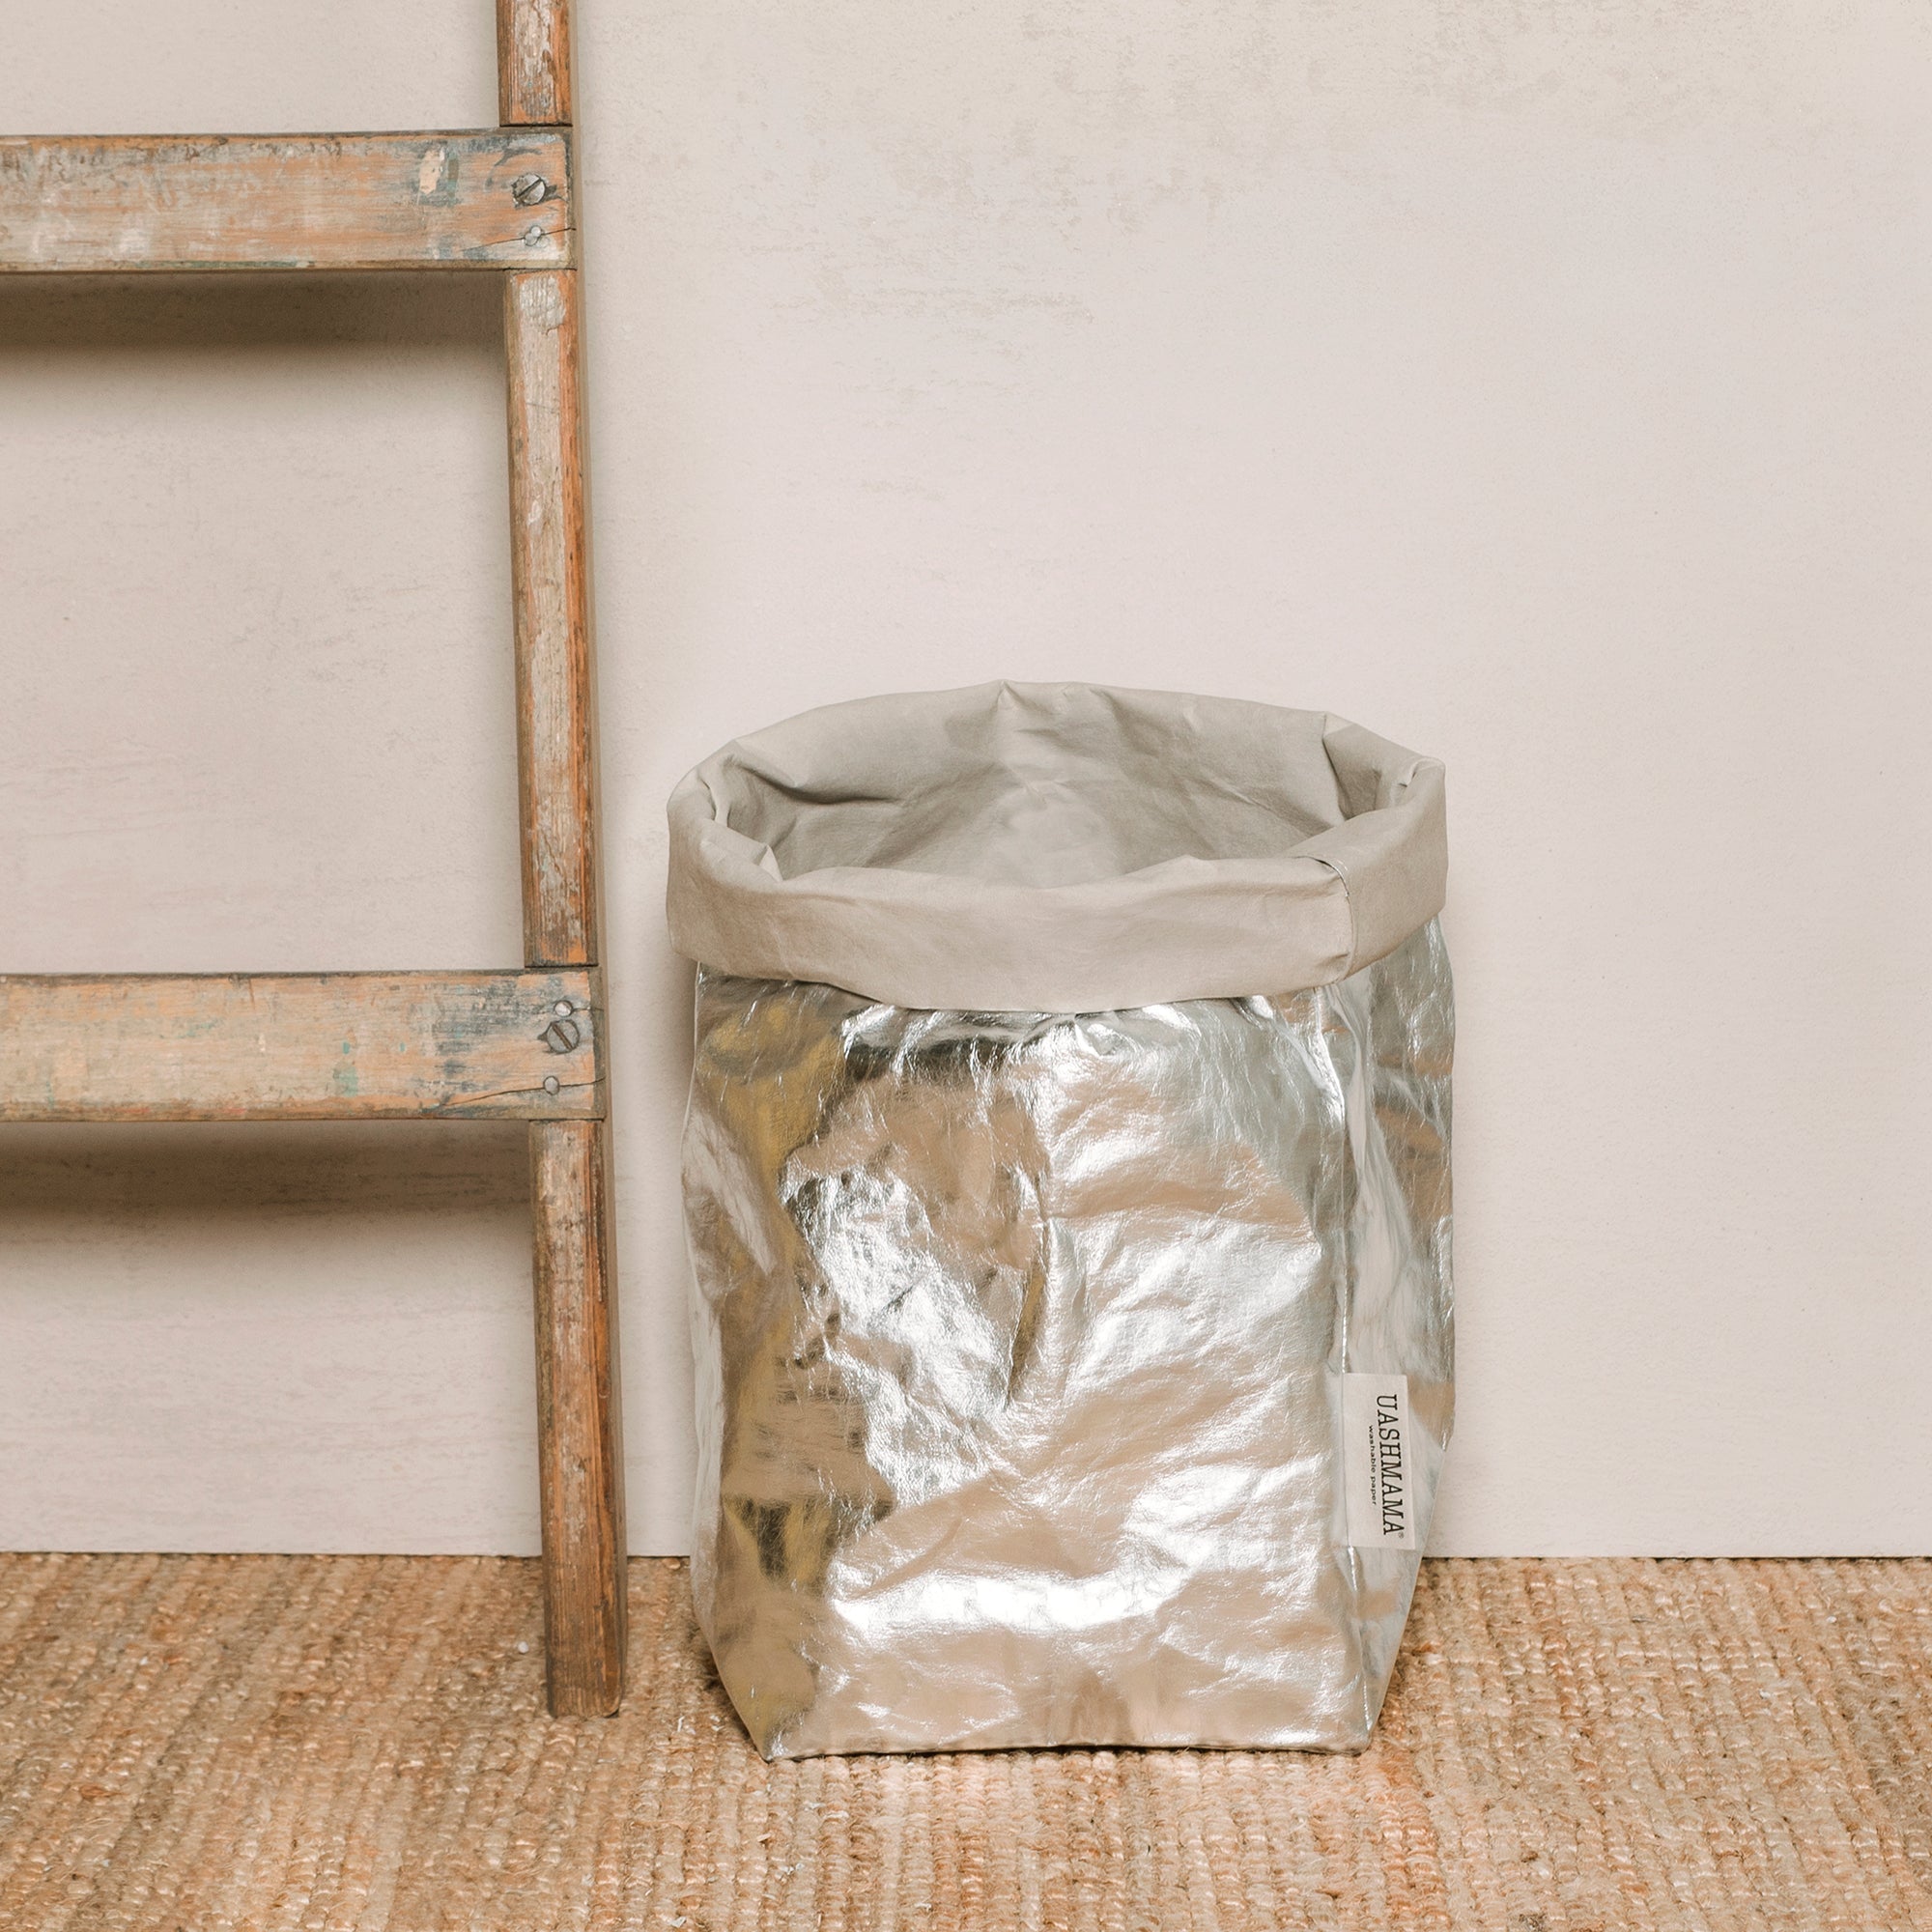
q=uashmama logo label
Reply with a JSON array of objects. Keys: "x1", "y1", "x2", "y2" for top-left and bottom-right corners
[{"x1": 1343, "y1": 1372, "x2": 1416, "y2": 1550}]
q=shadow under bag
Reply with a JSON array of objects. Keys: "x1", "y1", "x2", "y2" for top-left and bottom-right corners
[{"x1": 668, "y1": 681, "x2": 1452, "y2": 1758}]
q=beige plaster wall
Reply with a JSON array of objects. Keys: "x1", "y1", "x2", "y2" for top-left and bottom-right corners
[{"x1": 3, "y1": 0, "x2": 1927, "y2": 1554}]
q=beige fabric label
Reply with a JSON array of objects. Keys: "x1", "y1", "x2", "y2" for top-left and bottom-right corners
[{"x1": 1343, "y1": 1373, "x2": 1416, "y2": 1550}]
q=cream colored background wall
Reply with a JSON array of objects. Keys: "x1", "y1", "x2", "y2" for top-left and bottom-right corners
[{"x1": 3, "y1": 1, "x2": 1927, "y2": 1556}]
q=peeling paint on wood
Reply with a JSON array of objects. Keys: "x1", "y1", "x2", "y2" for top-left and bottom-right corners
[
  {"x1": 498, "y1": 0, "x2": 622, "y2": 1717},
  {"x1": 530, "y1": 1118, "x2": 627, "y2": 1715},
  {"x1": 507, "y1": 268, "x2": 599, "y2": 968},
  {"x1": 0, "y1": 970, "x2": 603, "y2": 1122},
  {"x1": 0, "y1": 131, "x2": 573, "y2": 273},
  {"x1": 499, "y1": 0, "x2": 574, "y2": 127}
]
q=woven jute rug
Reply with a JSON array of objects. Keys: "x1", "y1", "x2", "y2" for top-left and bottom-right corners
[{"x1": 1, "y1": 1555, "x2": 1927, "y2": 1931}]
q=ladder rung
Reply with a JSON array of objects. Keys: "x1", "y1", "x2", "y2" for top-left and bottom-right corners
[
  {"x1": 0, "y1": 130, "x2": 572, "y2": 273},
  {"x1": 0, "y1": 969, "x2": 603, "y2": 1122}
]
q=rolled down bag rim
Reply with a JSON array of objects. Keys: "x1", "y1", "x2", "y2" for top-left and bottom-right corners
[{"x1": 666, "y1": 680, "x2": 1447, "y2": 1013}]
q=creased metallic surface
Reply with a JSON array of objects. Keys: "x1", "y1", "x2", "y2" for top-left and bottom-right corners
[{"x1": 684, "y1": 921, "x2": 1453, "y2": 1759}]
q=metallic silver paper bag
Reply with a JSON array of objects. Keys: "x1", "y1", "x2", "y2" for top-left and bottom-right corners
[{"x1": 668, "y1": 683, "x2": 1452, "y2": 1757}]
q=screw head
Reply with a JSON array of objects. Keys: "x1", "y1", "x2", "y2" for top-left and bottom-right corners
[
  {"x1": 510, "y1": 174, "x2": 551, "y2": 207},
  {"x1": 554, "y1": 1000, "x2": 574, "y2": 1016},
  {"x1": 542, "y1": 1074, "x2": 561, "y2": 1095}
]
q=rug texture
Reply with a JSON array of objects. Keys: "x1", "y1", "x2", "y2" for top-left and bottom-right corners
[{"x1": 0, "y1": 1555, "x2": 1927, "y2": 1931}]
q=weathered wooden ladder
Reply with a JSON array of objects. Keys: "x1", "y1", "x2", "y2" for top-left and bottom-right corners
[{"x1": 0, "y1": 0, "x2": 627, "y2": 1716}]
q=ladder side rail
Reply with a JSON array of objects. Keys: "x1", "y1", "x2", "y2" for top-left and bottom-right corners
[
  {"x1": 502, "y1": 0, "x2": 627, "y2": 1719},
  {"x1": 500, "y1": 0, "x2": 574, "y2": 127}
]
